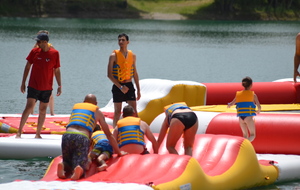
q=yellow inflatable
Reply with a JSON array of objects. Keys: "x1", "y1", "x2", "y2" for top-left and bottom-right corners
[
  {"x1": 138, "y1": 81, "x2": 206, "y2": 124},
  {"x1": 101, "y1": 79, "x2": 207, "y2": 125}
]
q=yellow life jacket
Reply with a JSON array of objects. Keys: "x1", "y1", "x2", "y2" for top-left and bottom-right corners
[
  {"x1": 91, "y1": 131, "x2": 108, "y2": 146},
  {"x1": 235, "y1": 91, "x2": 256, "y2": 117},
  {"x1": 236, "y1": 90, "x2": 254, "y2": 102},
  {"x1": 116, "y1": 116, "x2": 145, "y2": 147},
  {"x1": 67, "y1": 103, "x2": 98, "y2": 133},
  {"x1": 112, "y1": 50, "x2": 134, "y2": 82}
]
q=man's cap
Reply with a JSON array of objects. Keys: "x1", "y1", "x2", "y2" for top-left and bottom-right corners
[{"x1": 34, "y1": 33, "x2": 49, "y2": 41}]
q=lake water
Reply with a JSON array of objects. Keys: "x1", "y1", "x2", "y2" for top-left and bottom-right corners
[{"x1": 0, "y1": 17, "x2": 299, "y2": 188}]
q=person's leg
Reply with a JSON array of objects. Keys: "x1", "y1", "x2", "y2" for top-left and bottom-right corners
[
  {"x1": 59, "y1": 133, "x2": 73, "y2": 178},
  {"x1": 31, "y1": 102, "x2": 36, "y2": 115},
  {"x1": 48, "y1": 94, "x2": 54, "y2": 116},
  {"x1": 113, "y1": 102, "x2": 122, "y2": 127},
  {"x1": 166, "y1": 119, "x2": 185, "y2": 155},
  {"x1": 244, "y1": 116, "x2": 256, "y2": 142},
  {"x1": 71, "y1": 165, "x2": 84, "y2": 180},
  {"x1": 35, "y1": 101, "x2": 48, "y2": 138},
  {"x1": 16, "y1": 98, "x2": 36, "y2": 138},
  {"x1": 239, "y1": 117, "x2": 249, "y2": 139},
  {"x1": 70, "y1": 134, "x2": 90, "y2": 180},
  {"x1": 97, "y1": 153, "x2": 109, "y2": 172},
  {"x1": 127, "y1": 100, "x2": 137, "y2": 117},
  {"x1": 183, "y1": 121, "x2": 198, "y2": 156},
  {"x1": 57, "y1": 162, "x2": 66, "y2": 179},
  {"x1": 87, "y1": 150, "x2": 99, "y2": 170}
]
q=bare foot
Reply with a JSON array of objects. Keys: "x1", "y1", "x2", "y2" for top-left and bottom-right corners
[
  {"x1": 57, "y1": 162, "x2": 66, "y2": 179},
  {"x1": 35, "y1": 135, "x2": 42, "y2": 139},
  {"x1": 97, "y1": 160, "x2": 108, "y2": 172},
  {"x1": 71, "y1": 166, "x2": 83, "y2": 180},
  {"x1": 97, "y1": 164, "x2": 108, "y2": 172},
  {"x1": 15, "y1": 133, "x2": 21, "y2": 138}
]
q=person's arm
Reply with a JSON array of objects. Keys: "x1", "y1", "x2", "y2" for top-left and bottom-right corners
[
  {"x1": 294, "y1": 33, "x2": 300, "y2": 83},
  {"x1": 157, "y1": 116, "x2": 169, "y2": 149},
  {"x1": 20, "y1": 62, "x2": 32, "y2": 93},
  {"x1": 227, "y1": 97, "x2": 236, "y2": 108},
  {"x1": 132, "y1": 53, "x2": 141, "y2": 100},
  {"x1": 107, "y1": 52, "x2": 128, "y2": 94},
  {"x1": 294, "y1": 54, "x2": 300, "y2": 83},
  {"x1": 254, "y1": 94, "x2": 261, "y2": 114},
  {"x1": 141, "y1": 121, "x2": 158, "y2": 154},
  {"x1": 54, "y1": 67, "x2": 62, "y2": 96},
  {"x1": 112, "y1": 127, "x2": 118, "y2": 142},
  {"x1": 96, "y1": 109, "x2": 125, "y2": 156}
]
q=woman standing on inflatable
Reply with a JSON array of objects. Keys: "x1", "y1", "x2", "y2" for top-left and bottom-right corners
[
  {"x1": 228, "y1": 77, "x2": 261, "y2": 142},
  {"x1": 157, "y1": 102, "x2": 198, "y2": 156}
]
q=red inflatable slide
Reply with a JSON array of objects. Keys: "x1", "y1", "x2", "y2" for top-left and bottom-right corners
[
  {"x1": 203, "y1": 82, "x2": 300, "y2": 105},
  {"x1": 40, "y1": 134, "x2": 277, "y2": 189},
  {"x1": 206, "y1": 112, "x2": 300, "y2": 155}
]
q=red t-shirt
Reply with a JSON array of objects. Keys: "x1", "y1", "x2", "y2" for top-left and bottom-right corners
[{"x1": 26, "y1": 48, "x2": 60, "y2": 91}]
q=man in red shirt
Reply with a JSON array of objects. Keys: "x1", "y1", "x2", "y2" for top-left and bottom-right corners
[{"x1": 16, "y1": 33, "x2": 62, "y2": 138}]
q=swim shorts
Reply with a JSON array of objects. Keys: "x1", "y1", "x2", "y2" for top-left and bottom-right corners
[
  {"x1": 112, "y1": 82, "x2": 136, "y2": 103},
  {"x1": 171, "y1": 112, "x2": 198, "y2": 130},
  {"x1": 91, "y1": 140, "x2": 113, "y2": 159},
  {"x1": 61, "y1": 131, "x2": 90, "y2": 171},
  {"x1": 27, "y1": 86, "x2": 52, "y2": 103}
]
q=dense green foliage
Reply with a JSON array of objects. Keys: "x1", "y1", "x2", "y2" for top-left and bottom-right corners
[
  {"x1": 212, "y1": 0, "x2": 300, "y2": 20},
  {"x1": 0, "y1": 0, "x2": 299, "y2": 20},
  {"x1": 0, "y1": 0, "x2": 136, "y2": 18}
]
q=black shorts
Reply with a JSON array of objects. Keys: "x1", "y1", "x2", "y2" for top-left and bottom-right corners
[
  {"x1": 27, "y1": 86, "x2": 52, "y2": 103},
  {"x1": 112, "y1": 82, "x2": 136, "y2": 103},
  {"x1": 171, "y1": 112, "x2": 198, "y2": 130}
]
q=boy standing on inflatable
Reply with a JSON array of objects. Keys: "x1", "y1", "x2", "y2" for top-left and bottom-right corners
[
  {"x1": 227, "y1": 77, "x2": 261, "y2": 142},
  {"x1": 31, "y1": 30, "x2": 55, "y2": 116},
  {"x1": 16, "y1": 32, "x2": 62, "y2": 139},
  {"x1": 107, "y1": 33, "x2": 141, "y2": 127}
]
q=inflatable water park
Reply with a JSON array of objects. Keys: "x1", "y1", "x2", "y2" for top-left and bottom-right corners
[{"x1": 0, "y1": 78, "x2": 300, "y2": 190}]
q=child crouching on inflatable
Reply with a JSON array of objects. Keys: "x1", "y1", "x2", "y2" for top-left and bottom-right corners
[
  {"x1": 227, "y1": 77, "x2": 261, "y2": 142},
  {"x1": 87, "y1": 125, "x2": 114, "y2": 172}
]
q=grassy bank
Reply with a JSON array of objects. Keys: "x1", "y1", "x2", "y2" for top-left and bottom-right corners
[
  {"x1": 0, "y1": 0, "x2": 299, "y2": 20},
  {"x1": 128, "y1": 0, "x2": 213, "y2": 15},
  {"x1": 127, "y1": 0, "x2": 300, "y2": 20},
  {"x1": 126, "y1": 0, "x2": 213, "y2": 19}
]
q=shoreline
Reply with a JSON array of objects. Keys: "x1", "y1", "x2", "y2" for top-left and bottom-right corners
[
  {"x1": 140, "y1": 13, "x2": 187, "y2": 20},
  {"x1": 3, "y1": 13, "x2": 298, "y2": 21}
]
